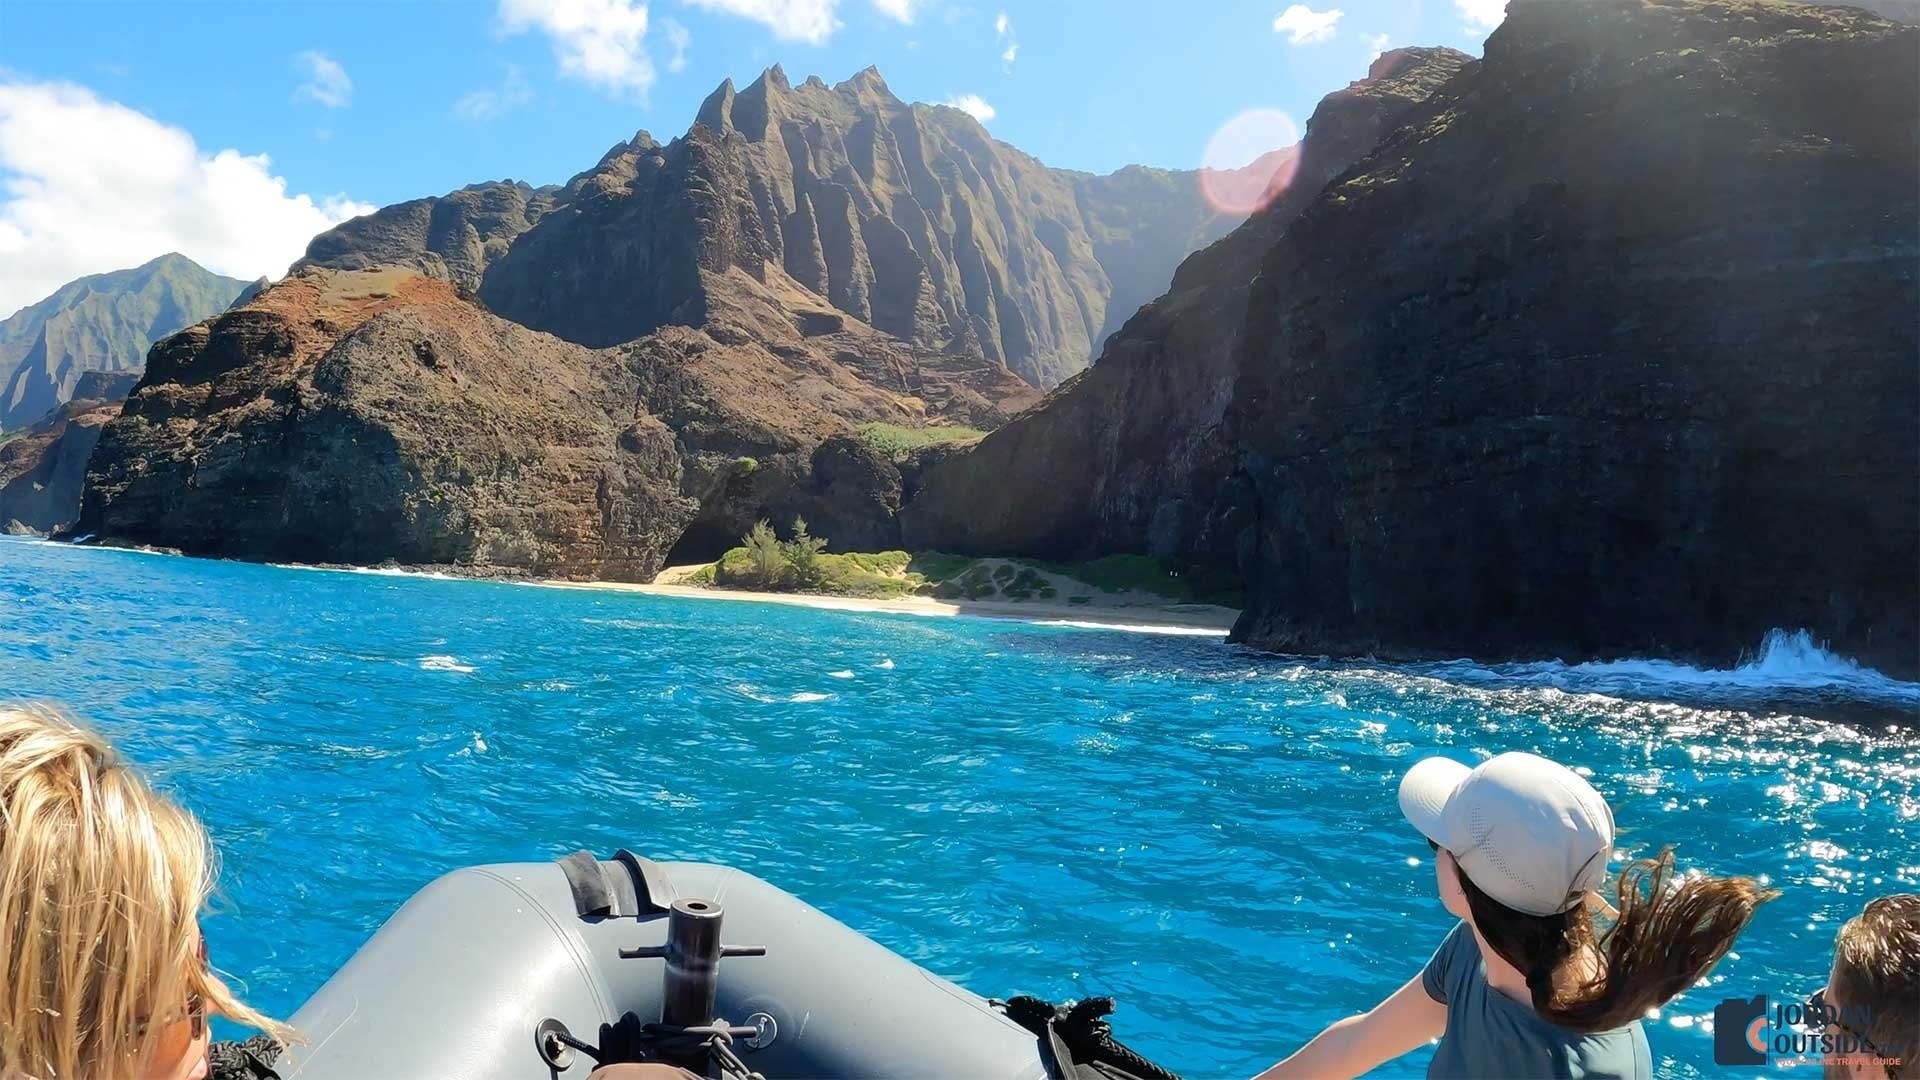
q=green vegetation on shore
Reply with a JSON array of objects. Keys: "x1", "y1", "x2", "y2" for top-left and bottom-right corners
[
  {"x1": 688, "y1": 519, "x2": 1243, "y2": 606},
  {"x1": 695, "y1": 519, "x2": 927, "y2": 598},
  {"x1": 1019, "y1": 554, "x2": 1244, "y2": 607},
  {"x1": 854, "y1": 422, "x2": 984, "y2": 461}
]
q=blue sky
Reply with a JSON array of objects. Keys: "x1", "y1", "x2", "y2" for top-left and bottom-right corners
[{"x1": 0, "y1": 0, "x2": 1503, "y2": 314}]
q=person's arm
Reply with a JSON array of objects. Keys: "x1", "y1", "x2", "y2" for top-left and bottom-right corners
[{"x1": 1250, "y1": 973, "x2": 1446, "y2": 1080}]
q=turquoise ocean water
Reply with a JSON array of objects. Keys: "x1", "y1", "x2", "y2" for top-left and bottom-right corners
[{"x1": 2, "y1": 537, "x2": 1915, "y2": 1077}]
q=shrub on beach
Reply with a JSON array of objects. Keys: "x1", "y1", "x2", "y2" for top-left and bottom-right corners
[
  {"x1": 711, "y1": 518, "x2": 925, "y2": 599},
  {"x1": 743, "y1": 519, "x2": 785, "y2": 586}
]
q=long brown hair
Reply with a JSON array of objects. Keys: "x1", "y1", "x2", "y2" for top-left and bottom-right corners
[{"x1": 1456, "y1": 847, "x2": 1776, "y2": 1032}]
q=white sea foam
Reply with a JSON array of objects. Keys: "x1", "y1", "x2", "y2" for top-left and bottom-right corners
[
  {"x1": 272, "y1": 562, "x2": 460, "y2": 581},
  {"x1": 1412, "y1": 630, "x2": 1918, "y2": 709},
  {"x1": 1034, "y1": 619, "x2": 1229, "y2": 637},
  {"x1": 790, "y1": 691, "x2": 831, "y2": 703},
  {"x1": 418, "y1": 655, "x2": 477, "y2": 673},
  {"x1": 828, "y1": 669, "x2": 855, "y2": 679},
  {"x1": 875, "y1": 658, "x2": 896, "y2": 669},
  {"x1": 470, "y1": 732, "x2": 488, "y2": 753}
]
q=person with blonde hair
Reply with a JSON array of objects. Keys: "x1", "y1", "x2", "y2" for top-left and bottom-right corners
[{"x1": 0, "y1": 703, "x2": 289, "y2": 1080}]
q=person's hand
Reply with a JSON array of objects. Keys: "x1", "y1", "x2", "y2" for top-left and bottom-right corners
[{"x1": 586, "y1": 1065, "x2": 702, "y2": 1080}]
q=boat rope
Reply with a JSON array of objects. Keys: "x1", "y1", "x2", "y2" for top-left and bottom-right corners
[
  {"x1": 999, "y1": 995, "x2": 1185, "y2": 1080},
  {"x1": 538, "y1": 1017, "x2": 767, "y2": 1079}
]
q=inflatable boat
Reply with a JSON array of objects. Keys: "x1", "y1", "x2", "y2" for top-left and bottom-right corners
[{"x1": 279, "y1": 849, "x2": 1167, "y2": 1079}]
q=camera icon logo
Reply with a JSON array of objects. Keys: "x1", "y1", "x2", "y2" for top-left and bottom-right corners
[{"x1": 1713, "y1": 994, "x2": 1769, "y2": 1067}]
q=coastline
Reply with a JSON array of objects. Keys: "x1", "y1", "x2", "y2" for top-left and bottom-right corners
[
  {"x1": 536, "y1": 577, "x2": 1241, "y2": 635},
  {"x1": 12, "y1": 537, "x2": 1919, "y2": 714}
]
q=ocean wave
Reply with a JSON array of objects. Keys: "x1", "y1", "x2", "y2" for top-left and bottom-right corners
[
  {"x1": 271, "y1": 562, "x2": 460, "y2": 581},
  {"x1": 1408, "y1": 629, "x2": 1918, "y2": 711},
  {"x1": 827, "y1": 669, "x2": 855, "y2": 679},
  {"x1": 789, "y1": 691, "x2": 831, "y2": 703},
  {"x1": 418, "y1": 655, "x2": 477, "y2": 674},
  {"x1": 1033, "y1": 619, "x2": 1229, "y2": 637}
]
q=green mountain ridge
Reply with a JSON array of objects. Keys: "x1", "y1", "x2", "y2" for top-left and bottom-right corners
[{"x1": 0, "y1": 253, "x2": 248, "y2": 430}]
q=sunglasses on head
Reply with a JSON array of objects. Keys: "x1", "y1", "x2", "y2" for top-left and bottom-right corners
[{"x1": 187, "y1": 935, "x2": 208, "y2": 1041}]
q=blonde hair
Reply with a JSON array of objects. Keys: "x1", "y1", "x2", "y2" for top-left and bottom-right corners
[{"x1": 0, "y1": 703, "x2": 290, "y2": 1078}]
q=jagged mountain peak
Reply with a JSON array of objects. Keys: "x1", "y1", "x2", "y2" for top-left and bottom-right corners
[
  {"x1": 0, "y1": 252, "x2": 246, "y2": 430},
  {"x1": 300, "y1": 61, "x2": 1248, "y2": 388},
  {"x1": 834, "y1": 65, "x2": 891, "y2": 98}
]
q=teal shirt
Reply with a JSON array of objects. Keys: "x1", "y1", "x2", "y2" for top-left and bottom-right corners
[{"x1": 1420, "y1": 922, "x2": 1651, "y2": 1080}]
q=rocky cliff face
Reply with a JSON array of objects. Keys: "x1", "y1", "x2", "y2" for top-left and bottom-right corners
[
  {"x1": 1234, "y1": 0, "x2": 1918, "y2": 676},
  {"x1": 0, "y1": 254, "x2": 247, "y2": 430},
  {"x1": 78, "y1": 269, "x2": 697, "y2": 576},
  {"x1": 0, "y1": 372, "x2": 138, "y2": 535},
  {"x1": 298, "y1": 67, "x2": 1241, "y2": 389},
  {"x1": 77, "y1": 256, "x2": 1040, "y2": 576},
  {"x1": 910, "y1": 0, "x2": 1919, "y2": 677},
  {"x1": 903, "y1": 47, "x2": 1474, "y2": 561},
  {"x1": 79, "y1": 65, "x2": 1240, "y2": 577}
]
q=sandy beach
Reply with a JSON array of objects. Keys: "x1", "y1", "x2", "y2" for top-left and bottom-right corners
[{"x1": 540, "y1": 564, "x2": 1239, "y2": 635}]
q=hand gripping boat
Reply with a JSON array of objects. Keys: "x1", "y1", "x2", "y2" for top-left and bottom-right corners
[{"x1": 279, "y1": 850, "x2": 1155, "y2": 1079}]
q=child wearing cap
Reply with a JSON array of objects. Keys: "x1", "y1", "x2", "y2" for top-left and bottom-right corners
[{"x1": 1254, "y1": 751, "x2": 1774, "y2": 1079}]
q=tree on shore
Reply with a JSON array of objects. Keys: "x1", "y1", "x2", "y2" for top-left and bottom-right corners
[
  {"x1": 782, "y1": 516, "x2": 828, "y2": 589},
  {"x1": 744, "y1": 519, "x2": 783, "y2": 586}
]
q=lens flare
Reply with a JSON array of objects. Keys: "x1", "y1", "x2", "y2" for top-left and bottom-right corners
[{"x1": 1198, "y1": 108, "x2": 1301, "y2": 215}]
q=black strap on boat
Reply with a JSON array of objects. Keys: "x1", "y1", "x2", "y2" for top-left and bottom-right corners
[
  {"x1": 999, "y1": 995, "x2": 1184, "y2": 1080},
  {"x1": 207, "y1": 1035, "x2": 284, "y2": 1080},
  {"x1": 559, "y1": 849, "x2": 678, "y2": 918},
  {"x1": 614, "y1": 847, "x2": 678, "y2": 912}
]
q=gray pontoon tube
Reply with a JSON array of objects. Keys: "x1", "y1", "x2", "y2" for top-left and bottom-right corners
[{"x1": 283, "y1": 853, "x2": 1050, "y2": 1079}]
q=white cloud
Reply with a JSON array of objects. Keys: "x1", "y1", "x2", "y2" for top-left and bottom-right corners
[
  {"x1": 1365, "y1": 31, "x2": 1391, "y2": 62},
  {"x1": 871, "y1": 0, "x2": 915, "y2": 23},
  {"x1": 994, "y1": 10, "x2": 1018, "y2": 71},
  {"x1": 1456, "y1": 0, "x2": 1505, "y2": 32},
  {"x1": 660, "y1": 18, "x2": 692, "y2": 72},
  {"x1": 684, "y1": 0, "x2": 838, "y2": 43},
  {"x1": 454, "y1": 64, "x2": 534, "y2": 122},
  {"x1": 1272, "y1": 4, "x2": 1342, "y2": 44},
  {"x1": 500, "y1": 0, "x2": 655, "y2": 97},
  {"x1": 0, "y1": 80, "x2": 373, "y2": 316},
  {"x1": 292, "y1": 51, "x2": 352, "y2": 108},
  {"x1": 942, "y1": 93, "x2": 994, "y2": 123}
]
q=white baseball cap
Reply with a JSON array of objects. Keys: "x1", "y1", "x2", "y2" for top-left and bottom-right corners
[{"x1": 1398, "y1": 751, "x2": 1615, "y2": 917}]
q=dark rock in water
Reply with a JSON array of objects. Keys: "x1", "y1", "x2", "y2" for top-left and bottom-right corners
[
  {"x1": 298, "y1": 68, "x2": 1243, "y2": 390},
  {"x1": 910, "y1": 0, "x2": 1920, "y2": 679},
  {"x1": 903, "y1": 46, "x2": 1474, "y2": 562},
  {"x1": 0, "y1": 253, "x2": 247, "y2": 430}
]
